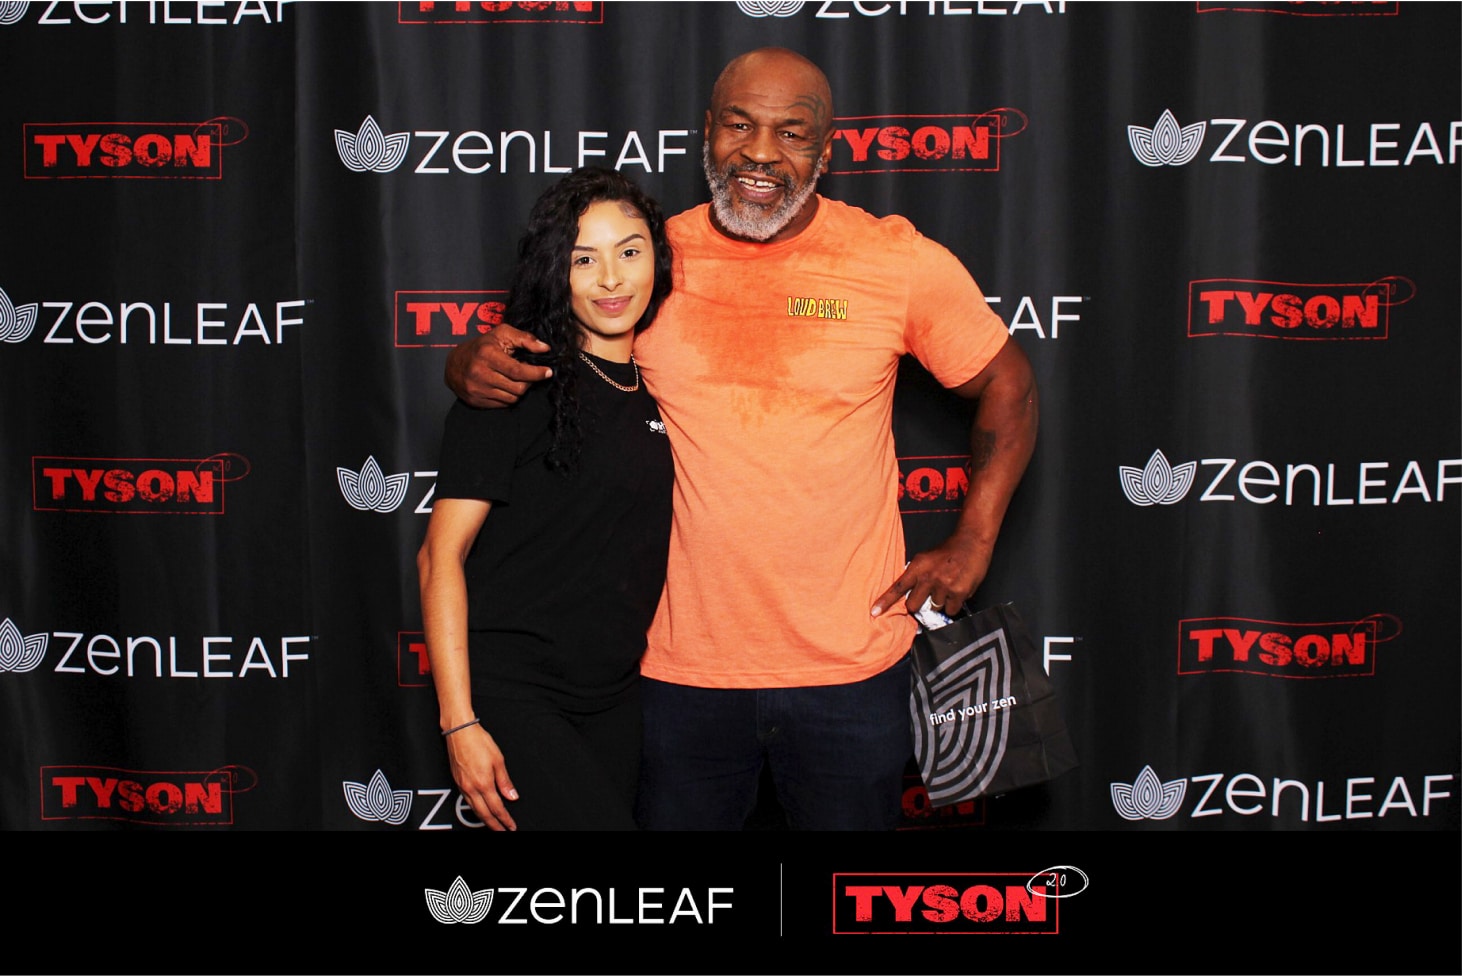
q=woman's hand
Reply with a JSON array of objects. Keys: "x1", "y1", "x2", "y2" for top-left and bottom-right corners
[
  {"x1": 444, "y1": 723, "x2": 520, "y2": 831},
  {"x1": 420, "y1": 498, "x2": 512, "y2": 827}
]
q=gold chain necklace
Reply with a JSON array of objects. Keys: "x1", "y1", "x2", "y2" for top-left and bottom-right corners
[{"x1": 578, "y1": 351, "x2": 639, "y2": 392}]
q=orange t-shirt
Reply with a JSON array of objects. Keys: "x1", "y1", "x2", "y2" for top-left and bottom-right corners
[{"x1": 635, "y1": 197, "x2": 1008, "y2": 688}]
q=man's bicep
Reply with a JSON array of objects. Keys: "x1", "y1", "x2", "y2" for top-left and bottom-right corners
[
  {"x1": 949, "y1": 335, "x2": 1030, "y2": 402},
  {"x1": 903, "y1": 234, "x2": 1009, "y2": 388}
]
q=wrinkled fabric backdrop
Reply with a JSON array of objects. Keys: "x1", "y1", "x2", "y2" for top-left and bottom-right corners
[{"x1": 3, "y1": 0, "x2": 1458, "y2": 834}]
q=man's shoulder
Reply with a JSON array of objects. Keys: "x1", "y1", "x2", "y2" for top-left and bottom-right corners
[
  {"x1": 667, "y1": 204, "x2": 708, "y2": 241},
  {"x1": 821, "y1": 198, "x2": 973, "y2": 273},
  {"x1": 817, "y1": 196, "x2": 916, "y2": 236},
  {"x1": 812, "y1": 198, "x2": 939, "y2": 266}
]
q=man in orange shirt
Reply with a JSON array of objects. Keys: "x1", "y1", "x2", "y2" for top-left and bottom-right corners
[{"x1": 446, "y1": 48, "x2": 1037, "y2": 830}]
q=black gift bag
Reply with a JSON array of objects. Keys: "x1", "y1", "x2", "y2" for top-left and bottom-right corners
[{"x1": 909, "y1": 602, "x2": 1078, "y2": 806}]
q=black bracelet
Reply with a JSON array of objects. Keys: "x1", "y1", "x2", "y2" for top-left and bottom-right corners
[{"x1": 441, "y1": 718, "x2": 482, "y2": 737}]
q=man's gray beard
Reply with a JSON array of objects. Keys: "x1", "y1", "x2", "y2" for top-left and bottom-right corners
[{"x1": 702, "y1": 143, "x2": 822, "y2": 242}]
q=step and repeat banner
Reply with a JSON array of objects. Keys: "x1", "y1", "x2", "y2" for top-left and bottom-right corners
[{"x1": 3, "y1": 0, "x2": 1458, "y2": 849}]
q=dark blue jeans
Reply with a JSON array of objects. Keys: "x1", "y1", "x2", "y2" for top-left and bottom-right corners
[{"x1": 635, "y1": 656, "x2": 912, "y2": 830}]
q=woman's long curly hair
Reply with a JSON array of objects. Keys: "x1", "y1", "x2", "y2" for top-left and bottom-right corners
[{"x1": 506, "y1": 166, "x2": 674, "y2": 476}]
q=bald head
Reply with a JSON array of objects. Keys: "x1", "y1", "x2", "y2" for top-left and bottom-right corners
[
  {"x1": 711, "y1": 48, "x2": 834, "y2": 138},
  {"x1": 702, "y1": 47, "x2": 835, "y2": 243}
]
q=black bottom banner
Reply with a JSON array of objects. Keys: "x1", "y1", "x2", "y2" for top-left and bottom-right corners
[{"x1": 18, "y1": 827, "x2": 1458, "y2": 973}]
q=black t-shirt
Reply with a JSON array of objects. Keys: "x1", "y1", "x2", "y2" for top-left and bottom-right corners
[{"x1": 434, "y1": 353, "x2": 673, "y2": 702}]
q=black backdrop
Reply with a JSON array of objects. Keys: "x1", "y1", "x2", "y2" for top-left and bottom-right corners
[{"x1": 3, "y1": 1, "x2": 1459, "y2": 968}]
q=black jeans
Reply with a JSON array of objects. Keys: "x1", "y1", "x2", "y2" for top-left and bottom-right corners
[{"x1": 475, "y1": 684, "x2": 641, "y2": 831}]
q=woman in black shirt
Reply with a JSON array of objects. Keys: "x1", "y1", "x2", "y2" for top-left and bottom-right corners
[{"x1": 417, "y1": 168, "x2": 674, "y2": 830}]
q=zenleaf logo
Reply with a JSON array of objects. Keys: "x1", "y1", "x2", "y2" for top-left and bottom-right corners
[
  {"x1": 1, "y1": 2, "x2": 290, "y2": 25},
  {"x1": 1128, "y1": 110, "x2": 1207, "y2": 167},
  {"x1": 335, "y1": 115, "x2": 410, "y2": 173},
  {"x1": 332, "y1": 114, "x2": 689, "y2": 176},
  {"x1": 1110, "y1": 765, "x2": 1187, "y2": 820},
  {"x1": 1113, "y1": 764, "x2": 1454, "y2": 823},
  {"x1": 0, "y1": 618, "x2": 48, "y2": 673},
  {"x1": 1121, "y1": 451, "x2": 1460, "y2": 507},
  {"x1": 1118, "y1": 450, "x2": 1195, "y2": 506},
  {"x1": 337, "y1": 456, "x2": 410, "y2": 512},
  {"x1": 0, "y1": 282, "x2": 306, "y2": 346},
  {"x1": 419, "y1": 877, "x2": 732, "y2": 925},
  {"x1": 342, "y1": 768, "x2": 486, "y2": 830},
  {"x1": 342, "y1": 769, "x2": 413, "y2": 825},
  {"x1": 1130, "y1": 111, "x2": 1459, "y2": 167},
  {"x1": 736, "y1": 0, "x2": 803, "y2": 15},
  {"x1": 747, "y1": 1, "x2": 1066, "y2": 18},
  {"x1": 0, "y1": 286, "x2": 38, "y2": 342},
  {"x1": 425, "y1": 877, "x2": 493, "y2": 925}
]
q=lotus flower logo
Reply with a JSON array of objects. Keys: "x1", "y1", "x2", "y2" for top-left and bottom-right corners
[
  {"x1": 0, "y1": 3, "x2": 28, "y2": 26},
  {"x1": 1128, "y1": 110, "x2": 1206, "y2": 167},
  {"x1": 343, "y1": 769, "x2": 413, "y2": 824},
  {"x1": 425, "y1": 877, "x2": 493, "y2": 925},
  {"x1": 736, "y1": 0, "x2": 804, "y2": 15},
  {"x1": 0, "y1": 618, "x2": 47, "y2": 673},
  {"x1": 335, "y1": 115, "x2": 410, "y2": 173},
  {"x1": 337, "y1": 456, "x2": 410, "y2": 512},
  {"x1": 0, "y1": 286, "x2": 38, "y2": 343},
  {"x1": 1111, "y1": 765, "x2": 1187, "y2": 820},
  {"x1": 1118, "y1": 449, "x2": 1196, "y2": 506}
]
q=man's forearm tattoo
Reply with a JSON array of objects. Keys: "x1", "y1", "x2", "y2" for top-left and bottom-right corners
[{"x1": 970, "y1": 429, "x2": 997, "y2": 471}]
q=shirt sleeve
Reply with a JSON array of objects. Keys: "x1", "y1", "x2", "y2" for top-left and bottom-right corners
[
  {"x1": 903, "y1": 232, "x2": 1009, "y2": 389},
  {"x1": 433, "y1": 398, "x2": 519, "y2": 504}
]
